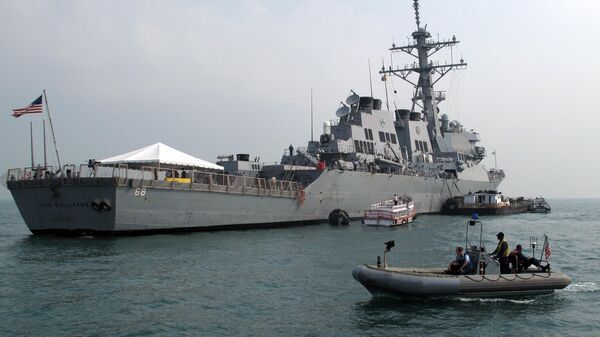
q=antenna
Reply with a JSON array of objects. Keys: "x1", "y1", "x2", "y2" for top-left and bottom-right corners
[
  {"x1": 382, "y1": 58, "x2": 390, "y2": 110},
  {"x1": 346, "y1": 90, "x2": 360, "y2": 105},
  {"x1": 336, "y1": 102, "x2": 350, "y2": 117},
  {"x1": 30, "y1": 121, "x2": 34, "y2": 170},
  {"x1": 42, "y1": 90, "x2": 61, "y2": 171},
  {"x1": 368, "y1": 59, "x2": 373, "y2": 98},
  {"x1": 413, "y1": 0, "x2": 420, "y2": 29},
  {"x1": 43, "y1": 120, "x2": 47, "y2": 168},
  {"x1": 310, "y1": 88, "x2": 314, "y2": 142},
  {"x1": 381, "y1": 0, "x2": 467, "y2": 152}
]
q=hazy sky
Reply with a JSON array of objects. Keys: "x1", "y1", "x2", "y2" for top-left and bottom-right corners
[{"x1": 1, "y1": 0, "x2": 599, "y2": 199}]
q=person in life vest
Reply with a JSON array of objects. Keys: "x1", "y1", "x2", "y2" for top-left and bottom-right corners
[
  {"x1": 509, "y1": 244, "x2": 549, "y2": 272},
  {"x1": 490, "y1": 232, "x2": 511, "y2": 274},
  {"x1": 446, "y1": 246, "x2": 471, "y2": 275}
]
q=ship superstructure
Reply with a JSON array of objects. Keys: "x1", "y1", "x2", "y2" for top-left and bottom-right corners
[
  {"x1": 5, "y1": 1, "x2": 504, "y2": 235},
  {"x1": 272, "y1": 0, "x2": 502, "y2": 186}
]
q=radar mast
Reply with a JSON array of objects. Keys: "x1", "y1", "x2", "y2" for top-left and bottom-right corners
[{"x1": 380, "y1": 0, "x2": 466, "y2": 151}]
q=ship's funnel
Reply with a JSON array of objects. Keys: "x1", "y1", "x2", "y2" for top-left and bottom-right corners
[
  {"x1": 359, "y1": 97, "x2": 374, "y2": 112},
  {"x1": 373, "y1": 99, "x2": 382, "y2": 110},
  {"x1": 395, "y1": 109, "x2": 411, "y2": 120},
  {"x1": 409, "y1": 112, "x2": 422, "y2": 121}
]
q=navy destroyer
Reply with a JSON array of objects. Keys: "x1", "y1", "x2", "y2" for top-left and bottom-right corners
[{"x1": 4, "y1": 1, "x2": 504, "y2": 235}]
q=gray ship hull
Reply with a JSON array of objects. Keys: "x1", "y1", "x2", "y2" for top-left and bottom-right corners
[{"x1": 8, "y1": 170, "x2": 499, "y2": 235}]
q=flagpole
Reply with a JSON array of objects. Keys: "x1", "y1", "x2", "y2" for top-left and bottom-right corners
[
  {"x1": 30, "y1": 121, "x2": 35, "y2": 170},
  {"x1": 539, "y1": 235, "x2": 548, "y2": 262},
  {"x1": 43, "y1": 120, "x2": 47, "y2": 168},
  {"x1": 42, "y1": 90, "x2": 62, "y2": 170}
]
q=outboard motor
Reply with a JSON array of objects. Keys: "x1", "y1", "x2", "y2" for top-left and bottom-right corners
[{"x1": 328, "y1": 209, "x2": 349, "y2": 225}]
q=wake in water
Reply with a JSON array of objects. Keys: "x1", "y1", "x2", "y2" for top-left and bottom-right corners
[
  {"x1": 563, "y1": 282, "x2": 598, "y2": 292},
  {"x1": 455, "y1": 297, "x2": 536, "y2": 304}
]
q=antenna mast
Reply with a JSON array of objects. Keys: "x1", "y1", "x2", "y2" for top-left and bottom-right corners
[
  {"x1": 43, "y1": 120, "x2": 47, "y2": 168},
  {"x1": 30, "y1": 122, "x2": 34, "y2": 170},
  {"x1": 368, "y1": 59, "x2": 374, "y2": 98},
  {"x1": 380, "y1": 0, "x2": 467, "y2": 151},
  {"x1": 43, "y1": 90, "x2": 62, "y2": 170},
  {"x1": 413, "y1": 0, "x2": 421, "y2": 29},
  {"x1": 382, "y1": 58, "x2": 390, "y2": 111},
  {"x1": 310, "y1": 88, "x2": 314, "y2": 142}
]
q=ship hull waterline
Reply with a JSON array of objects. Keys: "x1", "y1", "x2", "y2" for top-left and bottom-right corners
[{"x1": 8, "y1": 170, "x2": 500, "y2": 235}]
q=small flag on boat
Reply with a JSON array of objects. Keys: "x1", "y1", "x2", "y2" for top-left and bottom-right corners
[
  {"x1": 12, "y1": 95, "x2": 43, "y2": 118},
  {"x1": 544, "y1": 241, "x2": 552, "y2": 260}
]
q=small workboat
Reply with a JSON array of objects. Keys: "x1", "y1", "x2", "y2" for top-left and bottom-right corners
[
  {"x1": 529, "y1": 197, "x2": 551, "y2": 213},
  {"x1": 353, "y1": 215, "x2": 571, "y2": 297},
  {"x1": 362, "y1": 196, "x2": 417, "y2": 226},
  {"x1": 441, "y1": 191, "x2": 533, "y2": 216}
]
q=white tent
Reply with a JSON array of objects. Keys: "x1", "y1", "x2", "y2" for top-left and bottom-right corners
[{"x1": 99, "y1": 142, "x2": 223, "y2": 170}]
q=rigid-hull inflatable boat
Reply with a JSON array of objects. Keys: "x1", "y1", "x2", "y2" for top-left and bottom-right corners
[{"x1": 352, "y1": 265, "x2": 571, "y2": 297}]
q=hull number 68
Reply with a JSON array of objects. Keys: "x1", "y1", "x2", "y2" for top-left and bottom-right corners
[{"x1": 134, "y1": 188, "x2": 147, "y2": 197}]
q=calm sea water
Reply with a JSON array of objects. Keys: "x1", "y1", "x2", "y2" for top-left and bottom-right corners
[{"x1": 1, "y1": 199, "x2": 599, "y2": 337}]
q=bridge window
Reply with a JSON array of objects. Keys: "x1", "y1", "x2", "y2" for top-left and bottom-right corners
[
  {"x1": 364, "y1": 129, "x2": 369, "y2": 140},
  {"x1": 423, "y1": 142, "x2": 429, "y2": 152},
  {"x1": 379, "y1": 131, "x2": 386, "y2": 142},
  {"x1": 368, "y1": 129, "x2": 373, "y2": 140},
  {"x1": 390, "y1": 134, "x2": 397, "y2": 144}
]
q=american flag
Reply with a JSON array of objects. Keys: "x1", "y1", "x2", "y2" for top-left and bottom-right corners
[
  {"x1": 12, "y1": 95, "x2": 43, "y2": 118},
  {"x1": 544, "y1": 241, "x2": 552, "y2": 260}
]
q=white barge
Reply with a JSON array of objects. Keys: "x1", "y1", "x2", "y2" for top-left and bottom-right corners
[{"x1": 362, "y1": 197, "x2": 417, "y2": 226}]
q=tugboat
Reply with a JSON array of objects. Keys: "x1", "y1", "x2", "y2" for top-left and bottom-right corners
[
  {"x1": 441, "y1": 191, "x2": 530, "y2": 215},
  {"x1": 529, "y1": 197, "x2": 551, "y2": 213},
  {"x1": 362, "y1": 196, "x2": 417, "y2": 226},
  {"x1": 352, "y1": 215, "x2": 571, "y2": 297}
]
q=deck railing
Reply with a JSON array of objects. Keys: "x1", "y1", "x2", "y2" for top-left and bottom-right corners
[{"x1": 6, "y1": 164, "x2": 301, "y2": 199}]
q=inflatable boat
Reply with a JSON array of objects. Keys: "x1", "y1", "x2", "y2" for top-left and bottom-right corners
[
  {"x1": 353, "y1": 215, "x2": 571, "y2": 297},
  {"x1": 352, "y1": 265, "x2": 571, "y2": 297}
]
